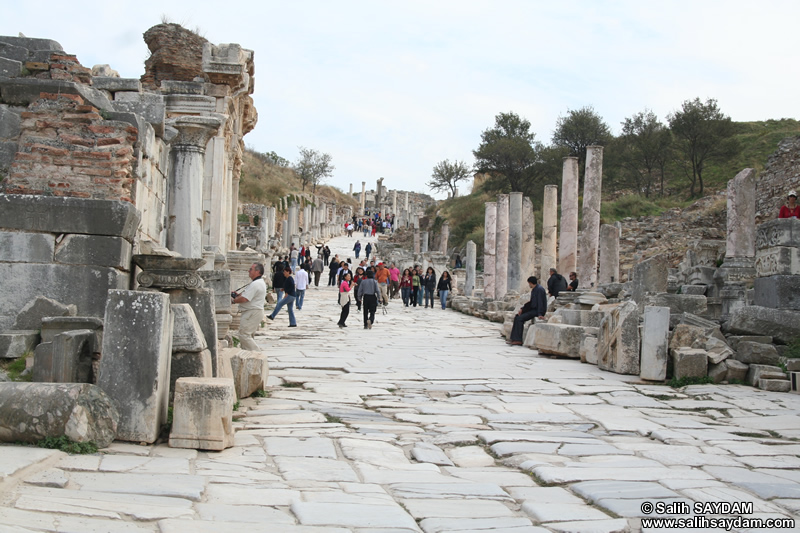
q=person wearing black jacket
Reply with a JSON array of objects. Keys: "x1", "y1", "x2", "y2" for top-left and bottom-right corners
[
  {"x1": 328, "y1": 256, "x2": 340, "y2": 286},
  {"x1": 509, "y1": 276, "x2": 547, "y2": 346},
  {"x1": 272, "y1": 261, "x2": 286, "y2": 300},
  {"x1": 357, "y1": 269, "x2": 380, "y2": 329},
  {"x1": 436, "y1": 271, "x2": 452, "y2": 310},
  {"x1": 547, "y1": 268, "x2": 568, "y2": 297},
  {"x1": 267, "y1": 266, "x2": 297, "y2": 327},
  {"x1": 422, "y1": 267, "x2": 437, "y2": 309}
]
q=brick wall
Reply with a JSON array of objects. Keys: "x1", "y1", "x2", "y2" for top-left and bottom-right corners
[{"x1": 3, "y1": 93, "x2": 137, "y2": 201}]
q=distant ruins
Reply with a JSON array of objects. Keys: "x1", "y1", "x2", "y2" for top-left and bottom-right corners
[{"x1": 0, "y1": 25, "x2": 352, "y2": 449}]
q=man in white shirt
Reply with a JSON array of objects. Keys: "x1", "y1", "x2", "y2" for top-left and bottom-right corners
[
  {"x1": 232, "y1": 263, "x2": 267, "y2": 351},
  {"x1": 295, "y1": 266, "x2": 309, "y2": 310},
  {"x1": 290, "y1": 244, "x2": 299, "y2": 272}
]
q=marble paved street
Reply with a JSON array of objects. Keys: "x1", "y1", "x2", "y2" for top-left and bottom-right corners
[{"x1": 2, "y1": 235, "x2": 800, "y2": 532}]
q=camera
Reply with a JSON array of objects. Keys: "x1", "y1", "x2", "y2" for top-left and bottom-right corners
[{"x1": 230, "y1": 292, "x2": 238, "y2": 299}]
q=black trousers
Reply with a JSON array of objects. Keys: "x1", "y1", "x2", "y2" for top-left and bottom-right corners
[
  {"x1": 338, "y1": 302, "x2": 350, "y2": 325},
  {"x1": 363, "y1": 294, "x2": 377, "y2": 327},
  {"x1": 510, "y1": 311, "x2": 538, "y2": 343}
]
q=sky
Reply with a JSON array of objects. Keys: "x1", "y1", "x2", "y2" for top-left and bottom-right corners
[{"x1": 3, "y1": 1, "x2": 799, "y2": 199}]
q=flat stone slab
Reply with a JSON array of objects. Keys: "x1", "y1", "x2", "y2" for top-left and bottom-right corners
[
  {"x1": 262, "y1": 437, "x2": 337, "y2": 458},
  {"x1": 532, "y1": 465, "x2": 713, "y2": 484},
  {"x1": 570, "y1": 480, "x2": 679, "y2": 502},
  {"x1": 66, "y1": 472, "x2": 205, "y2": 501},
  {"x1": 389, "y1": 482, "x2": 510, "y2": 500},
  {"x1": 0, "y1": 447, "x2": 59, "y2": 480},
  {"x1": 274, "y1": 456, "x2": 359, "y2": 482},
  {"x1": 401, "y1": 498, "x2": 518, "y2": 519},
  {"x1": 412, "y1": 442, "x2": 454, "y2": 466},
  {"x1": 419, "y1": 517, "x2": 544, "y2": 533},
  {"x1": 291, "y1": 501, "x2": 418, "y2": 528},
  {"x1": 521, "y1": 501, "x2": 611, "y2": 522}
]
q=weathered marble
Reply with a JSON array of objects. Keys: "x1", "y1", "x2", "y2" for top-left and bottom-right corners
[
  {"x1": 559, "y1": 157, "x2": 580, "y2": 275},
  {"x1": 484, "y1": 202, "x2": 497, "y2": 300},
  {"x1": 495, "y1": 194, "x2": 509, "y2": 299},
  {"x1": 578, "y1": 146, "x2": 603, "y2": 289}
]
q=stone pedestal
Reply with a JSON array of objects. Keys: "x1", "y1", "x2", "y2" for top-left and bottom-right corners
[
  {"x1": 98, "y1": 290, "x2": 173, "y2": 443},
  {"x1": 495, "y1": 194, "x2": 509, "y2": 299},
  {"x1": 465, "y1": 240, "x2": 476, "y2": 298},
  {"x1": 597, "y1": 301, "x2": 640, "y2": 375},
  {"x1": 640, "y1": 306, "x2": 670, "y2": 381},
  {"x1": 559, "y1": 157, "x2": 580, "y2": 275},
  {"x1": 541, "y1": 185, "x2": 558, "y2": 280},
  {"x1": 598, "y1": 224, "x2": 620, "y2": 285},
  {"x1": 578, "y1": 146, "x2": 603, "y2": 289},
  {"x1": 166, "y1": 116, "x2": 223, "y2": 259},
  {"x1": 169, "y1": 377, "x2": 235, "y2": 451},
  {"x1": 483, "y1": 202, "x2": 497, "y2": 300}
]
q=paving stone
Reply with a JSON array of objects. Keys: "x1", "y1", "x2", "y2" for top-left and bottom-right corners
[
  {"x1": 558, "y1": 444, "x2": 631, "y2": 456},
  {"x1": 159, "y1": 519, "x2": 350, "y2": 533},
  {"x1": 23, "y1": 468, "x2": 68, "y2": 488},
  {"x1": 570, "y1": 480, "x2": 679, "y2": 502},
  {"x1": 204, "y1": 484, "x2": 301, "y2": 506},
  {"x1": 595, "y1": 497, "x2": 689, "y2": 518},
  {"x1": 0, "y1": 447, "x2": 59, "y2": 480},
  {"x1": 491, "y1": 442, "x2": 562, "y2": 456},
  {"x1": 446, "y1": 445, "x2": 496, "y2": 467},
  {"x1": 640, "y1": 448, "x2": 742, "y2": 467},
  {"x1": 263, "y1": 437, "x2": 337, "y2": 458},
  {"x1": 521, "y1": 501, "x2": 611, "y2": 522},
  {"x1": 401, "y1": 498, "x2": 517, "y2": 519},
  {"x1": 67, "y1": 472, "x2": 206, "y2": 501},
  {"x1": 412, "y1": 442, "x2": 455, "y2": 466},
  {"x1": 0, "y1": 507, "x2": 152, "y2": 532},
  {"x1": 703, "y1": 466, "x2": 800, "y2": 499},
  {"x1": 419, "y1": 517, "x2": 546, "y2": 533},
  {"x1": 275, "y1": 456, "x2": 359, "y2": 482},
  {"x1": 389, "y1": 482, "x2": 510, "y2": 500},
  {"x1": 195, "y1": 503, "x2": 296, "y2": 524},
  {"x1": 546, "y1": 519, "x2": 629, "y2": 533},
  {"x1": 291, "y1": 501, "x2": 418, "y2": 528},
  {"x1": 339, "y1": 437, "x2": 413, "y2": 467},
  {"x1": 533, "y1": 465, "x2": 712, "y2": 484},
  {"x1": 443, "y1": 467, "x2": 537, "y2": 487}
]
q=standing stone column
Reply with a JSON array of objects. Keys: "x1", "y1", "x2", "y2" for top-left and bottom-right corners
[
  {"x1": 578, "y1": 146, "x2": 603, "y2": 289},
  {"x1": 258, "y1": 206, "x2": 268, "y2": 250},
  {"x1": 282, "y1": 219, "x2": 290, "y2": 247},
  {"x1": 495, "y1": 194, "x2": 510, "y2": 299},
  {"x1": 349, "y1": 183, "x2": 353, "y2": 195},
  {"x1": 541, "y1": 185, "x2": 558, "y2": 279},
  {"x1": 392, "y1": 191, "x2": 397, "y2": 215},
  {"x1": 166, "y1": 116, "x2": 222, "y2": 258},
  {"x1": 521, "y1": 197, "x2": 536, "y2": 292},
  {"x1": 507, "y1": 192, "x2": 523, "y2": 293},
  {"x1": 414, "y1": 231, "x2": 421, "y2": 254},
  {"x1": 559, "y1": 157, "x2": 580, "y2": 275},
  {"x1": 465, "y1": 240, "x2": 477, "y2": 297},
  {"x1": 723, "y1": 168, "x2": 757, "y2": 265},
  {"x1": 405, "y1": 192, "x2": 409, "y2": 212},
  {"x1": 421, "y1": 232, "x2": 429, "y2": 253},
  {"x1": 360, "y1": 181, "x2": 366, "y2": 214},
  {"x1": 268, "y1": 207, "x2": 276, "y2": 238},
  {"x1": 441, "y1": 221, "x2": 450, "y2": 253},
  {"x1": 484, "y1": 202, "x2": 497, "y2": 300},
  {"x1": 598, "y1": 224, "x2": 620, "y2": 284}
]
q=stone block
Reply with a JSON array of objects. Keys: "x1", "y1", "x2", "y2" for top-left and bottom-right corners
[
  {"x1": 580, "y1": 335, "x2": 598, "y2": 365},
  {"x1": 670, "y1": 348, "x2": 708, "y2": 380},
  {"x1": 680, "y1": 285, "x2": 707, "y2": 295},
  {"x1": 522, "y1": 322, "x2": 538, "y2": 347},
  {"x1": 0, "y1": 41, "x2": 28, "y2": 62},
  {"x1": 754, "y1": 276, "x2": 800, "y2": 310},
  {"x1": 733, "y1": 341, "x2": 780, "y2": 366},
  {"x1": 41, "y1": 316, "x2": 103, "y2": 347},
  {"x1": 756, "y1": 218, "x2": 800, "y2": 249},
  {"x1": 54, "y1": 234, "x2": 132, "y2": 270},
  {"x1": 557, "y1": 309, "x2": 605, "y2": 328},
  {"x1": 0, "y1": 36, "x2": 64, "y2": 52},
  {"x1": 0, "y1": 231, "x2": 54, "y2": 263},
  {"x1": 170, "y1": 349, "x2": 212, "y2": 402},
  {"x1": 708, "y1": 362, "x2": 727, "y2": 383},
  {"x1": 33, "y1": 329, "x2": 93, "y2": 384},
  {"x1": 649, "y1": 294, "x2": 707, "y2": 327},
  {"x1": 532, "y1": 323, "x2": 585, "y2": 358},
  {"x1": 597, "y1": 301, "x2": 640, "y2": 375},
  {"x1": 0, "y1": 330, "x2": 39, "y2": 359},
  {"x1": 217, "y1": 348, "x2": 234, "y2": 381},
  {"x1": 91, "y1": 77, "x2": 142, "y2": 92},
  {"x1": 228, "y1": 349, "x2": 269, "y2": 399},
  {"x1": 0, "y1": 263, "x2": 128, "y2": 331},
  {"x1": 725, "y1": 359, "x2": 749, "y2": 382},
  {"x1": 169, "y1": 377, "x2": 235, "y2": 450},
  {"x1": 97, "y1": 290, "x2": 173, "y2": 444},
  {"x1": 687, "y1": 266, "x2": 716, "y2": 286},
  {"x1": 756, "y1": 246, "x2": 800, "y2": 277},
  {"x1": 198, "y1": 269, "x2": 232, "y2": 314},
  {"x1": 160, "y1": 80, "x2": 206, "y2": 95},
  {"x1": 0, "y1": 141, "x2": 17, "y2": 175},
  {"x1": 787, "y1": 359, "x2": 800, "y2": 372},
  {"x1": 640, "y1": 306, "x2": 669, "y2": 381},
  {"x1": 12, "y1": 296, "x2": 76, "y2": 330},
  {"x1": 0, "y1": 382, "x2": 118, "y2": 448},
  {"x1": 112, "y1": 91, "x2": 165, "y2": 136},
  {"x1": 167, "y1": 289, "x2": 218, "y2": 377},
  {"x1": 0, "y1": 104, "x2": 21, "y2": 139},
  {"x1": 725, "y1": 305, "x2": 800, "y2": 345},
  {"x1": 0, "y1": 194, "x2": 140, "y2": 241},
  {"x1": 0, "y1": 78, "x2": 113, "y2": 111},
  {"x1": 171, "y1": 304, "x2": 207, "y2": 352},
  {"x1": 631, "y1": 255, "x2": 669, "y2": 311},
  {"x1": 0, "y1": 57, "x2": 22, "y2": 77},
  {"x1": 759, "y1": 379, "x2": 791, "y2": 392},
  {"x1": 745, "y1": 364, "x2": 783, "y2": 387},
  {"x1": 791, "y1": 372, "x2": 800, "y2": 393},
  {"x1": 725, "y1": 335, "x2": 773, "y2": 351}
]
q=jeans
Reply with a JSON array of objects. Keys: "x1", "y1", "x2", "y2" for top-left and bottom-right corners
[
  {"x1": 270, "y1": 294, "x2": 296, "y2": 326},
  {"x1": 424, "y1": 287, "x2": 434, "y2": 308},
  {"x1": 291, "y1": 258, "x2": 297, "y2": 272},
  {"x1": 355, "y1": 250, "x2": 360, "y2": 258},
  {"x1": 412, "y1": 286, "x2": 420, "y2": 306},
  {"x1": 439, "y1": 289, "x2": 449, "y2": 309},
  {"x1": 328, "y1": 270, "x2": 337, "y2": 286},
  {"x1": 295, "y1": 289, "x2": 305, "y2": 310},
  {"x1": 401, "y1": 287, "x2": 411, "y2": 306},
  {"x1": 275, "y1": 289, "x2": 284, "y2": 301}
]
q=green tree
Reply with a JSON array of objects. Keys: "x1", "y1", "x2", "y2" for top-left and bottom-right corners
[
  {"x1": 619, "y1": 110, "x2": 672, "y2": 197},
  {"x1": 294, "y1": 147, "x2": 334, "y2": 194},
  {"x1": 472, "y1": 111, "x2": 545, "y2": 196},
  {"x1": 428, "y1": 159, "x2": 472, "y2": 197},
  {"x1": 551, "y1": 106, "x2": 612, "y2": 185},
  {"x1": 668, "y1": 98, "x2": 737, "y2": 197}
]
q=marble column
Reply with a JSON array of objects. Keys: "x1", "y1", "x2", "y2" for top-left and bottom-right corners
[
  {"x1": 405, "y1": 192, "x2": 409, "y2": 212},
  {"x1": 483, "y1": 202, "x2": 497, "y2": 300},
  {"x1": 441, "y1": 221, "x2": 450, "y2": 253},
  {"x1": 559, "y1": 157, "x2": 580, "y2": 275},
  {"x1": 166, "y1": 116, "x2": 222, "y2": 258},
  {"x1": 421, "y1": 232, "x2": 429, "y2": 253},
  {"x1": 360, "y1": 181, "x2": 366, "y2": 214},
  {"x1": 392, "y1": 191, "x2": 397, "y2": 215},
  {"x1": 507, "y1": 192, "x2": 523, "y2": 293},
  {"x1": 723, "y1": 168, "x2": 757, "y2": 266},
  {"x1": 495, "y1": 194, "x2": 509, "y2": 299},
  {"x1": 258, "y1": 206, "x2": 268, "y2": 250},
  {"x1": 267, "y1": 207, "x2": 276, "y2": 238},
  {"x1": 349, "y1": 183, "x2": 353, "y2": 196},
  {"x1": 599, "y1": 224, "x2": 620, "y2": 284},
  {"x1": 521, "y1": 197, "x2": 536, "y2": 292},
  {"x1": 414, "y1": 231, "x2": 421, "y2": 254},
  {"x1": 578, "y1": 146, "x2": 603, "y2": 289},
  {"x1": 282, "y1": 219, "x2": 290, "y2": 247},
  {"x1": 465, "y1": 240, "x2": 476, "y2": 298},
  {"x1": 541, "y1": 185, "x2": 558, "y2": 279}
]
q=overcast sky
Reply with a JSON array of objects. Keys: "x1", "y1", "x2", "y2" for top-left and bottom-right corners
[{"x1": 4, "y1": 1, "x2": 799, "y2": 199}]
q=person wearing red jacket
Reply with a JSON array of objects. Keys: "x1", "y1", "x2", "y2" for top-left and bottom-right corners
[{"x1": 779, "y1": 191, "x2": 800, "y2": 219}]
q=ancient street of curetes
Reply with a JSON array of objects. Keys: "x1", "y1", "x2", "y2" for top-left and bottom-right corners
[{"x1": 2, "y1": 22, "x2": 800, "y2": 533}]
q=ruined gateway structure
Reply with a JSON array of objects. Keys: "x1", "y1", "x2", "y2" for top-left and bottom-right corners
[{"x1": 0, "y1": 25, "x2": 343, "y2": 449}]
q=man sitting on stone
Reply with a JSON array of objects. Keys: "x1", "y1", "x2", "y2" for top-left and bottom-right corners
[
  {"x1": 567, "y1": 271, "x2": 579, "y2": 291},
  {"x1": 231, "y1": 263, "x2": 267, "y2": 351},
  {"x1": 547, "y1": 268, "x2": 568, "y2": 297},
  {"x1": 508, "y1": 276, "x2": 547, "y2": 346}
]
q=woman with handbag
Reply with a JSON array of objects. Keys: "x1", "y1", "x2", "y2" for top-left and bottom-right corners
[{"x1": 337, "y1": 272, "x2": 353, "y2": 328}]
